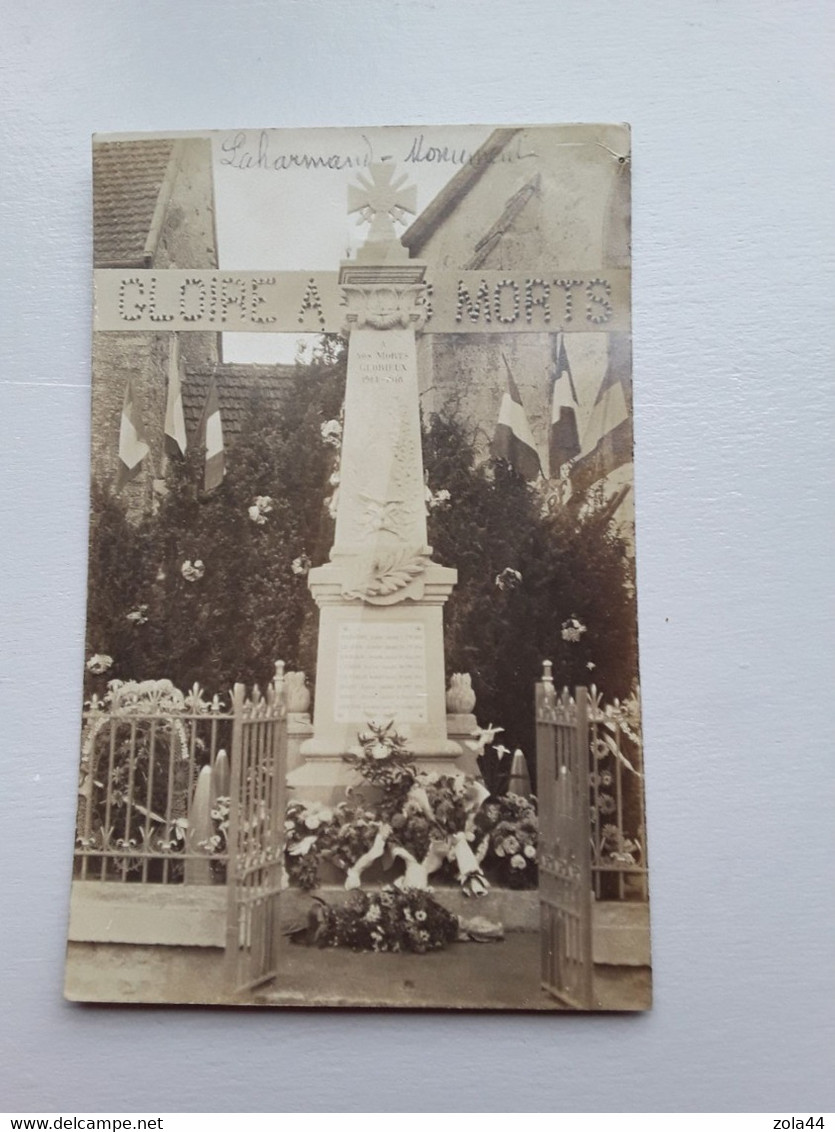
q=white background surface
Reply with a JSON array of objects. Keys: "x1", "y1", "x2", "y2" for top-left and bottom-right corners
[{"x1": 2, "y1": 0, "x2": 833, "y2": 1113}]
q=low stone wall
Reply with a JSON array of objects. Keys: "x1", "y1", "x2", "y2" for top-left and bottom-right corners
[
  {"x1": 65, "y1": 941, "x2": 228, "y2": 1004},
  {"x1": 69, "y1": 881, "x2": 650, "y2": 965},
  {"x1": 593, "y1": 901, "x2": 651, "y2": 966},
  {"x1": 68, "y1": 881, "x2": 227, "y2": 947}
]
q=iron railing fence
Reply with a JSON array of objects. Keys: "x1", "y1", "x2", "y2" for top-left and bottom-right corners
[
  {"x1": 74, "y1": 671, "x2": 647, "y2": 905},
  {"x1": 75, "y1": 681, "x2": 236, "y2": 885},
  {"x1": 225, "y1": 681, "x2": 288, "y2": 994},
  {"x1": 587, "y1": 689, "x2": 648, "y2": 902},
  {"x1": 536, "y1": 678, "x2": 595, "y2": 1008}
]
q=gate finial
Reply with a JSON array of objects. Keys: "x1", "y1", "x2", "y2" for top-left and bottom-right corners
[{"x1": 542, "y1": 659, "x2": 554, "y2": 685}]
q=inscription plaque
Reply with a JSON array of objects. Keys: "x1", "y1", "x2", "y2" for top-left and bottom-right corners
[{"x1": 334, "y1": 621, "x2": 427, "y2": 723}]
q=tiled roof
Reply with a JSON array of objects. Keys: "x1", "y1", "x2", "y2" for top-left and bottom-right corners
[
  {"x1": 93, "y1": 139, "x2": 175, "y2": 266},
  {"x1": 182, "y1": 364, "x2": 297, "y2": 440}
]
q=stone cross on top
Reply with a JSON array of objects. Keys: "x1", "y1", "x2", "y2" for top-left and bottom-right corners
[{"x1": 347, "y1": 164, "x2": 417, "y2": 262}]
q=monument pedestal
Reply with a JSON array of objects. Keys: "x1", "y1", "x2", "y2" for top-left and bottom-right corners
[
  {"x1": 445, "y1": 713, "x2": 481, "y2": 779},
  {"x1": 285, "y1": 713, "x2": 314, "y2": 777},
  {"x1": 287, "y1": 561, "x2": 471, "y2": 803}
]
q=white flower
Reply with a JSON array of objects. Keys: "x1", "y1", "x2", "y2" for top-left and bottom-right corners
[
  {"x1": 586, "y1": 661, "x2": 596, "y2": 670},
  {"x1": 248, "y1": 496, "x2": 273, "y2": 525},
  {"x1": 181, "y1": 559, "x2": 205, "y2": 582},
  {"x1": 291, "y1": 554, "x2": 311, "y2": 576},
  {"x1": 494, "y1": 567, "x2": 522, "y2": 592},
  {"x1": 320, "y1": 419, "x2": 342, "y2": 447},
  {"x1": 510, "y1": 854, "x2": 527, "y2": 870},
  {"x1": 86, "y1": 654, "x2": 113, "y2": 675},
  {"x1": 329, "y1": 471, "x2": 340, "y2": 487},
  {"x1": 125, "y1": 605, "x2": 148, "y2": 625},
  {"x1": 523, "y1": 844, "x2": 537, "y2": 859},
  {"x1": 464, "y1": 724, "x2": 504, "y2": 755},
  {"x1": 326, "y1": 489, "x2": 339, "y2": 520},
  {"x1": 561, "y1": 616, "x2": 587, "y2": 643},
  {"x1": 425, "y1": 486, "x2": 452, "y2": 512},
  {"x1": 303, "y1": 805, "x2": 333, "y2": 830}
]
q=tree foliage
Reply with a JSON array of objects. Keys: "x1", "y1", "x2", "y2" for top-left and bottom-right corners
[
  {"x1": 424, "y1": 411, "x2": 637, "y2": 759},
  {"x1": 86, "y1": 352, "x2": 638, "y2": 769},
  {"x1": 85, "y1": 345, "x2": 344, "y2": 698}
]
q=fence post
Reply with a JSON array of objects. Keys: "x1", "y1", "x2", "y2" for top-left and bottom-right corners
[
  {"x1": 576, "y1": 685, "x2": 589, "y2": 791},
  {"x1": 225, "y1": 683, "x2": 246, "y2": 974}
]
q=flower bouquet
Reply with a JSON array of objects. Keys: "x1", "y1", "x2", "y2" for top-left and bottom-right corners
[
  {"x1": 388, "y1": 772, "x2": 490, "y2": 896},
  {"x1": 310, "y1": 885, "x2": 460, "y2": 954},
  {"x1": 345, "y1": 719, "x2": 416, "y2": 810},
  {"x1": 284, "y1": 800, "x2": 334, "y2": 889},
  {"x1": 474, "y1": 792, "x2": 539, "y2": 889},
  {"x1": 285, "y1": 721, "x2": 501, "y2": 897},
  {"x1": 284, "y1": 799, "x2": 386, "y2": 890}
]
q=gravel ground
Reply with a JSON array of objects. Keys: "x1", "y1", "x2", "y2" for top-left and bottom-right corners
[
  {"x1": 264, "y1": 933, "x2": 651, "y2": 1011},
  {"x1": 66, "y1": 935, "x2": 651, "y2": 1011}
]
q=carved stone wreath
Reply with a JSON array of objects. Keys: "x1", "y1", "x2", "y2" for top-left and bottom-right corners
[
  {"x1": 341, "y1": 284, "x2": 427, "y2": 332},
  {"x1": 341, "y1": 547, "x2": 428, "y2": 601}
]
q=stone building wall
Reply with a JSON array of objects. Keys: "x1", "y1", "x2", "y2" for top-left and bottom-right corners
[
  {"x1": 408, "y1": 124, "x2": 628, "y2": 272},
  {"x1": 89, "y1": 331, "x2": 172, "y2": 520},
  {"x1": 406, "y1": 125, "x2": 634, "y2": 540},
  {"x1": 90, "y1": 137, "x2": 220, "y2": 516},
  {"x1": 154, "y1": 139, "x2": 221, "y2": 373}
]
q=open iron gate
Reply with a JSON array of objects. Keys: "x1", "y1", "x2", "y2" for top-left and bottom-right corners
[
  {"x1": 225, "y1": 681, "x2": 288, "y2": 996},
  {"x1": 536, "y1": 666, "x2": 594, "y2": 1009}
]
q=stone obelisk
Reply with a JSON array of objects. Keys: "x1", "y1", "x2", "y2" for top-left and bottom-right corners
[{"x1": 288, "y1": 165, "x2": 463, "y2": 800}]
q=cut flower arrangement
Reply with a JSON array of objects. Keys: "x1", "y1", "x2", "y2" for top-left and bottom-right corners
[
  {"x1": 285, "y1": 720, "x2": 538, "y2": 899},
  {"x1": 308, "y1": 885, "x2": 461, "y2": 954},
  {"x1": 473, "y1": 792, "x2": 539, "y2": 888}
]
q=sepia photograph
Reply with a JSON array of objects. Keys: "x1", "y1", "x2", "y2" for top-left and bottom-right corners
[{"x1": 66, "y1": 124, "x2": 650, "y2": 1010}]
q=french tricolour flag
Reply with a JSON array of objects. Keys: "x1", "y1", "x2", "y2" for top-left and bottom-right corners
[
  {"x1": 197, "y1": 379, "x2": 225, "y2": 492},
  {"x1": 490, "y1": 355, "x2": 542, "y2": 481},
  {"x1": 164, "y1": 335, "x2": 187, "y2": 459},
  {"x1": 115, "y1": 376, "x2": 150, "y2": 490},
  {"x1": 549, "y1": 332, "x2": 581, "y2": 478},
  {"x1": 571, "y1": 333, "x2": 632, "y2": 494}
]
